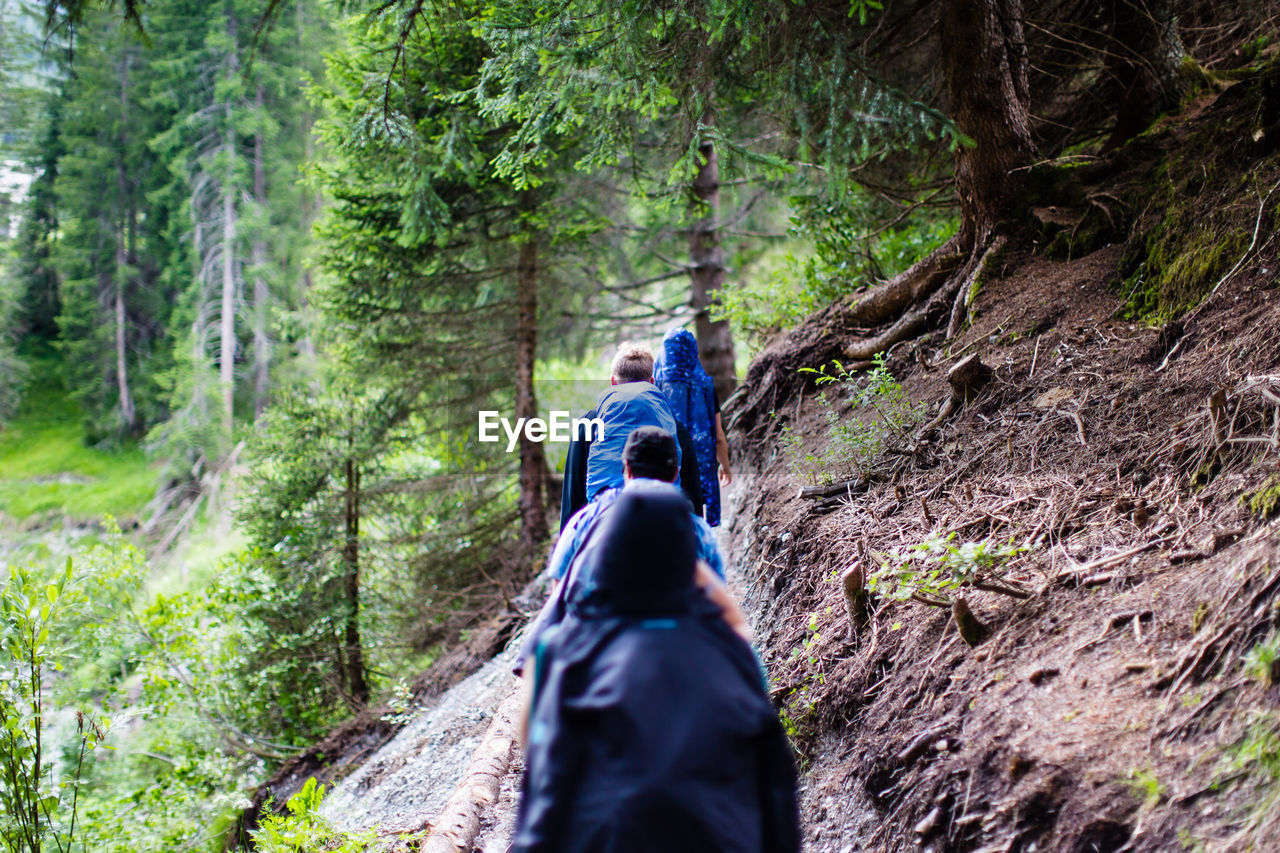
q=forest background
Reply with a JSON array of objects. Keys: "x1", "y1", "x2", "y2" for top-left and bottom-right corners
[{"x1": 0, "y1": 0, "x2": 1276, "y2": 850}]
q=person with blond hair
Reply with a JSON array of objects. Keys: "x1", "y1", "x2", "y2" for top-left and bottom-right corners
[{"x1": 559, "y1": 342, "x2": 703, "y2": 528}]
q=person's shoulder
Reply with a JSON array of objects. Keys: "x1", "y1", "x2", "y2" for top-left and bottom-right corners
[{"x1": 566, "y1": 493, "x2": 609, "y2": 531}]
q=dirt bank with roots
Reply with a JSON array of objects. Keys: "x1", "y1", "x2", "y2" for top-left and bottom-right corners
[{"x1": 721, "y1": 71, "x2": 1280, "y2": 850}]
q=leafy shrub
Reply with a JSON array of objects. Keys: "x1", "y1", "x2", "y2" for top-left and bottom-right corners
[
  {"x1": 252, "y1": 778, "x2": 381, "y2": 853},
  {"x1": 869, "y1": 533, "x2": 1029, "y2": 606},
  {"x1": 0, "y1": 558, "x2": 108, "y2": 853},
  {"x1": 776, "y1": 354, "x2": 928, "y2": 485}
]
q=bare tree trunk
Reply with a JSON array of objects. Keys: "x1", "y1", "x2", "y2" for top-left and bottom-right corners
[
  {"x1": 221, "y1": 125, "x2": 237, "y2": 432},
  {"x1": 941, "y1": 0, "x2": 1037, "y2": 249},
  {"x1": 1104, "y1": 0, "x2": 1187, "y2": 147},
  {"x1": 515, "y1": 227, "x2": 548, "y2": 548},
  {"x1": 221, "y1": 8, "x2": 239, "y2": 433},
  {"x1": 252, "y1": 84, "x2": 270, "y2": 420},
  {"x1": 689, "y1": 120, "x2": 737, "y2": 402},
  {"x1": 343, "y1": 456, "x2": 369, "y2": 706},
  {"x1": 114, "y1": 51, "x2": 136, "y2": 432}
]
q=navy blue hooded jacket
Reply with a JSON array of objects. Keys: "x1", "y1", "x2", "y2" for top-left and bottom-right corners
[
  {"x1": 655, "y1": 328, "x2": 723, "y2": 526},
  {"x1": 512, "y1": 490, "x2": 800, "y2": 853}
]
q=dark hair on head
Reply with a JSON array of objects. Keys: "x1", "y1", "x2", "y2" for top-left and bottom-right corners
[
  {"x1": 623, "y1": 426, "x2": 678, "y2": 482},
  {"x1": 610, "y1": 342, "x2": 654, "y2": 383}
]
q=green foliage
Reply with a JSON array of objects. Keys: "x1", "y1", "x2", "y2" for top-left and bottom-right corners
[
  {"x1": 780, "y1": 609, "x2": 827, "y2": 738},
  {"x1": 869, "y1": 533, "x2": 1028, "y2": 607},
  {"x1": 1124, "y1": 768, "x2": 1165, "y2": 807},
  {"x1": 251, "y1": 778, "x2": 383, "y2": 853},
  {"x1": 776, "y1": 355, "x2": 927, "y2": 485},
  {"x1": 0, "y1": 556, "x2": 109, "y2": 853},
  {"x1": 475, "y1": 0, "x2": 965, "y2": 197},
  {"x1": 1220, "y1": 711, "x2": 1280, "y2": 846},
  {"x1": 1245, "y1": 633, "x2": 1280, "y2": 687},
  {"x1": 0, "y1": 360, "x2": 155, "y2": 521},
  {"x1": 718, "y1": 198, "x2": 960, "y2": 352}
]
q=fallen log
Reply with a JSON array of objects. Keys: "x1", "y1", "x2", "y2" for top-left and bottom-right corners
[
  {"x1": 798, "y1": 478, "x2": 869, "y2": 501},
  {"x1": 422, "y1": 684, "x2": 523, "y2": 853}
]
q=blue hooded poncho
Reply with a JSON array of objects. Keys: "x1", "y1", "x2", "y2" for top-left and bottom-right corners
[
  {"x1": 512, "y1": 490, "x2": 800, "y2": 853},
  {"x1": 654, "y1": 328, "x2": 722, "y2": 525}
]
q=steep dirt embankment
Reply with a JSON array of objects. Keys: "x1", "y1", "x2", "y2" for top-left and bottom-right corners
[{"x1": 723, "y1": 71, "x2": 1280, "y2": 852}]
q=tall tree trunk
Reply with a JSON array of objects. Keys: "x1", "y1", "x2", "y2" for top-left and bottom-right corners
[
  {"x1": 941, "y1": 0, "x2": 1037, "y2": 249},
  {"x1": 252, "y1": 84, "x2": 270, "y2": 420},
  {"x1": 221, "y1": 122, "x2": 236, "y2": 433},
  {"x1": 515, "y1": 225, "x2": 548, "y2": 548},
  {"x1": 343, "y1": 455, "x2": 369, "y2": 706},
  {"x1": 1104, "y1": 0, "x2": 1187, "y2": 148},
  {"x1": 689, "y1": 120, "x2": 738, "y2": 402},
  {"x1": 114, "y1": 50, "x2": 136, "y2": 432},
  {"x1": 221, "y1": 8, "x2": 239, "y2": 433}
]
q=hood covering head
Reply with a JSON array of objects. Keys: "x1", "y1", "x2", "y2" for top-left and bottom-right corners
[
  {"x1": 654, "y1": 327, "x2": 703, "y2": 384},
  {"x1": 573, "y1": 486, "x2": 698, "y2": 618}
]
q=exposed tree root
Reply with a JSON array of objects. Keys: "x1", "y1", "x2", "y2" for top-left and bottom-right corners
[
  {"x1": 729, "y1": 234, "x2": 1011, "y2": 440},
  {"x1": 845, "y1": 234, "x2": 966, "y2": 327},
  {"x1": 948, "y1": 237, "x2": 1007, "y2": 338}
]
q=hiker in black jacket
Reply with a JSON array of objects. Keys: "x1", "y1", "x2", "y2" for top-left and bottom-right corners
[{"x1": 512, "y1": 488, "x2": 800, "y2": 853}]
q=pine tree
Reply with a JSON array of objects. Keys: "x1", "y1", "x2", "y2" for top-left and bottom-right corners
[
  {"x1": 53, "y1": 12, "x2": 180, "y2": 440},
  {"x1": 313, "y1": 1, "x2": 602, "y2": 549},
  {"x1": 145, "y1": 0, "x2": 331, "y2": 472}
]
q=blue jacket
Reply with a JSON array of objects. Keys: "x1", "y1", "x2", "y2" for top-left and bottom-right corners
[
  {"x1": 584, "y1": 382, "x2": 681, "y2": 500},
  {"x1": 655, "y1": 328, "x2": 722, "y2": 525}
]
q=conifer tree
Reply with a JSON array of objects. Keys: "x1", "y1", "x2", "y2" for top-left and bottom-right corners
[
  {"x1": 313, "y1": 1, "x2": 601, "y2": 549},
  {"x1": 53, "y1": 12, "x2": 180, "y2": 440}
]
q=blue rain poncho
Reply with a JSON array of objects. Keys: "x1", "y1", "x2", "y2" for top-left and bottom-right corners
[
  {"x1": 584, "y1": 382, "x2": 681, "y2": 500},
  {"x1": 654, "y1": 328, "x2": 722, "y2": 525},
  {"x1": 512, "y1": 489, "x2": 800, "y2": 853}
]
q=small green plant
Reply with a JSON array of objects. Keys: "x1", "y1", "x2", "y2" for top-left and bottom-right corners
[
  {"x1": 1125, "y1": 768, "x2": 1166, "y2": 807},
  {"x1": 779, "y1": 355, "x2": 928, "y2": 486},
  {"x1": 380, "y1": 678, "x2": 418, "y2": 725},
  {"x1": 1245, "y1": 633, "x2": 1280, "y2": 687},
  {"x1": 781, "y1": 612, "x2": 827, "y2": 736},
  {"x1": 1218, "y1": 712, "x2": 1280, "y2": 845},
  {"x1": 252, "y1": 778, "x2": 382, "y2": 853},
  {"x1": 869, "y1": 533, "x2": 1029, "y2": 607},
  {"x1": 773, "y1": 416, "x2": 829, "y2": 485},
  {"x1": 1176, "y1": 827, "x2": 1206, "y2": 852}
]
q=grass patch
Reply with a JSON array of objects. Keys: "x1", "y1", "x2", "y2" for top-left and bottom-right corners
[{"x1": 0, "y1": 359, "x2": 156, "y2": 521}]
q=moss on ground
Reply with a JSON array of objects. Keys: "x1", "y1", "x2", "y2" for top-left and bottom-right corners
[
  {"x1": 1245, "y1": 476, "x2": 1280, "y2": 519},
  {"x1": 1115, "y1": 64, "x2": 1280, "y2": 323}
]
